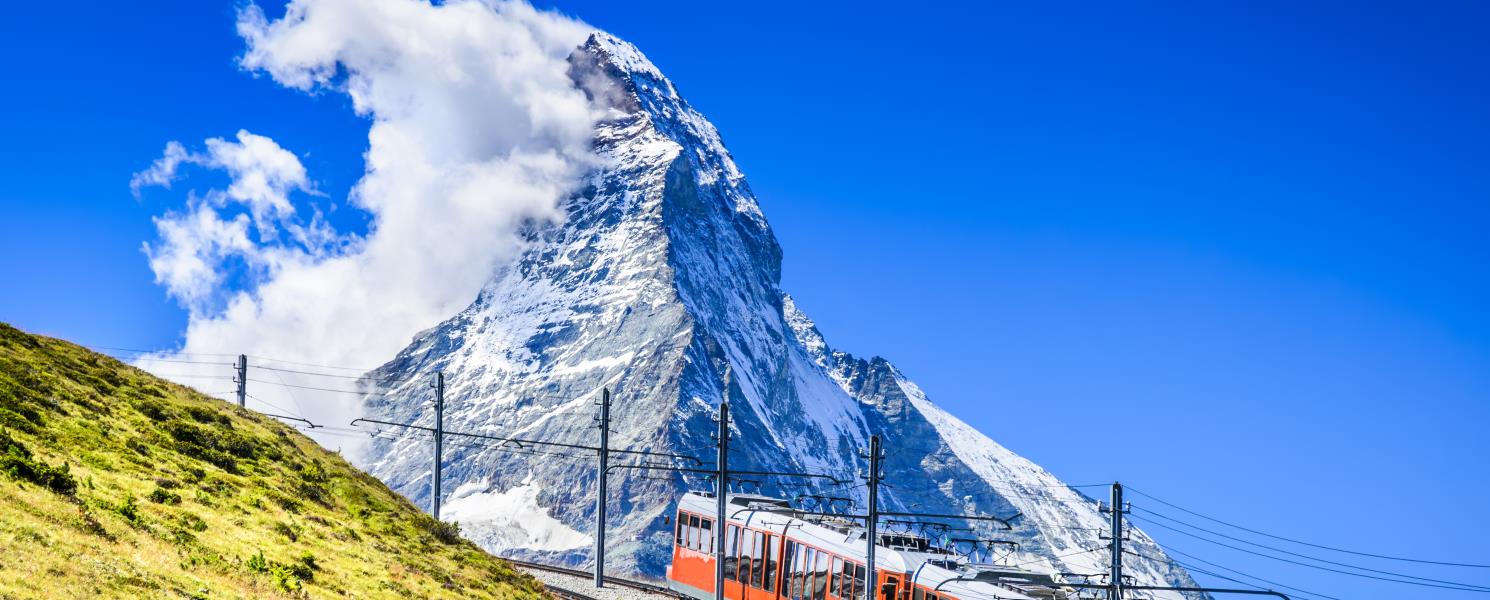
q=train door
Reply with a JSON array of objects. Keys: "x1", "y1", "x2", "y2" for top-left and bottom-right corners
[
  {"x1": 881, "y1": 574, "x2": 902, "y2": 600},
  {"x1": 723, "y1": 523, "x2": 741, "y2": 599},
  {"x1": 764, "y1": 533, "x2": 781, "y2": 600},
  {"x1": 739, "y1": 529, "x2": 780, "y2": 600}
]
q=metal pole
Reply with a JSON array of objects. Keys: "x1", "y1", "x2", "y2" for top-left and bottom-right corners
[
  {"x1": 866, "y1": 435, "x2": 881, "y2": 600},
  {"x1": 715, "y1": 368, "x2": 731, "y2": 600},
  {"x1": 595, "y1": 388, "x2": 610, "y2": 588},
  {"x1": 1110, "y1": 482, "x2": 1124, "y2": 600},
  {"x1": 235, "y1": 354, "x2": 247, "y2": 408},
  {"x1": 432, "y1": 372, "x2": 444, "y2": 520}
]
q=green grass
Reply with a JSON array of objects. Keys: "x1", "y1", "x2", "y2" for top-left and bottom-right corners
[{"x1": 0, "y1": 322, "x2": 549, "y2": 599}]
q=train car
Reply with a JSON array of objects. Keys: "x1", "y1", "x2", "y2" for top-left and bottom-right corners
[{"x1": 667, "y1": 492, "x2": 1075, "y2": 600}]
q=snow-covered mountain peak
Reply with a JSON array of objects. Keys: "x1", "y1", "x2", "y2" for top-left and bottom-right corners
[
  {"x1": 570, "y1": 31, "x2": 758, "y2": 220},
  {"x1": 361, "y1": 31, "x2": 1205, "y2": 598},
  {"x1": 580, "y1": 32, "x2": 671, "y2": 93}
]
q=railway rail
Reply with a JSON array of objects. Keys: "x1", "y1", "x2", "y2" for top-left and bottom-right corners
[
  {"x1": 543, "y1": 584, "x2": 602, "y2": 600},
  {"x1": 506, "y1": 557, "x2": 684, "y2": 600}
]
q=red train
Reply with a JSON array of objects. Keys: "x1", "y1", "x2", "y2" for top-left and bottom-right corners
[{"x1": 667, "y1": 493, "x2": 1076, "y2": 600}]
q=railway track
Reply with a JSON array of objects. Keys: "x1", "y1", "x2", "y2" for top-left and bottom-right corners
[
  {"x1": 544, "y1": 583, "x2": 602, "y2": 600},
  {"x1": 506, "y1": 557, "x2": 684, "y2": 599}
]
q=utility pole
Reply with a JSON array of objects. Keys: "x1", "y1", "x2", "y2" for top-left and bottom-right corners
[
  {"x1": 595, "y1": 387, "x2": 610, "y2": 588},
  {"x1": 865, "y1": 435, "x2": 882, "y2": 600},
  {"x1": 714, "y1": 366, "x2": 731, "y2": 600},
  {"x1": 234, "y1": 354, "x2": 247, "y2": 408},
  {"x1": 432, "y1": 372, "x2": 445, "y2": 520},
  {"x1": 1109, "y1": 482, "x2": 1125, "y2": 600}
]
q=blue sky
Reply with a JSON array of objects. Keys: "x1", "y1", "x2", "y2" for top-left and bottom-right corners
[{"x1": 2, "y1": 1, "x2": 1488, "y2": 597}]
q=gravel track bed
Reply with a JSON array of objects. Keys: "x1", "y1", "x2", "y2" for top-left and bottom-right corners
[{"x1": 518, "y1": 566, "x2": 674, "y2": 600}]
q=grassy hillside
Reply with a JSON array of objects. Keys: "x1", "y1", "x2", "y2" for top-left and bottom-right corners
[{"x1": 0, "y1": 323, "x2": 548, "y2": 599}]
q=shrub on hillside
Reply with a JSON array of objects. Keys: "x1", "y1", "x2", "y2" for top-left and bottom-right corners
[
  {"x1": 416, "y1": 514, "x2": 463, "y2": 545},
  {"x1": 0, "y1": 429, "x2": 76, "y2": 495}
]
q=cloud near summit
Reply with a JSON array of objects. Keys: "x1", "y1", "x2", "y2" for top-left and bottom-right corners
[{"x1": 133, "y1": 0, "x2": 602, "y2": 452}]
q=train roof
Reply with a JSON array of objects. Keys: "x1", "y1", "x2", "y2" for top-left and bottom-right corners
[{"x1": 676, "y1": 493, "x2": 1074, "y2": 600}]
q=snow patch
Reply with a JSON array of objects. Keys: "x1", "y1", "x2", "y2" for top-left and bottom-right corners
[{"x1": 442, "y1": 477, "x2": 591, "y2": 552}]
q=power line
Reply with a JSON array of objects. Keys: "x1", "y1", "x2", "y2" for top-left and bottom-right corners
[
  {"x1": 85, "y1": 345, "x2": 240, "y2": 358},
  {"x1": 350, "y1": 417, "x2": 703, "y2": 465},
  {"x1": 1006, "y1": 546, "x2": 1105, "y2": 570},
  {"x1": 1126, "y1": 485, "x2": 1490, "y2": 569},
  {"x1": 245, "y1": 377, "x2": 388, "y2": 396},
  {"x1": 985, "y1": 484, "x2": 1100, "y2": 506},
  {"x1": 119, "y1": 356, "x2": 234, "y2": 367},
  {"x1": 344, "y1": 425, "x2": 594, "y2": 463},
  {"x1": 154, "y1": 373, "x2": 235, "y2": 381},
  {"x1": 262, "y1": 367, "x2": 312, "y2": 421},
  {"x1": 246, "y1": 354, "x2": 376, "y2": 372},
  {"x1": 1128, "y1": 546, "x2": 1343, "y2": 600},
  {"x1": 244, "y1": 393, "x2": 302, "y2": 421},
  {"x1": 248, "y1": 362, "x2": 411, "y2": 384},
  {"x1": 1135, "y1": 506, "x2": 1490, "y2": 590},
  {"x1": 1172, "y1": 558, "x2": 1332, "y2": 600},
  {"x1": 1130, "y1": 515, "x2": 1490, "y2": 593}
]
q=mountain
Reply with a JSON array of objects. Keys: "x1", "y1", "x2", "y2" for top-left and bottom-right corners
[
  {"x1": 360, "y1": 32, "x2": 1203, "y2": 597},
  {"x1": 0, "y1": 322, "x2": 546, "y2": 599}
]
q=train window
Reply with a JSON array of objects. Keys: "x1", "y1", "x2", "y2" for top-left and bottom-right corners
[
  {"x1": 839, "y1": 561, "x2": 855, "y2": 599},
  {"x1": 829, "y1": 557, "x2": 843, "y2": 598},
  {"x1": 750, "y1": 530, "x2": 765, "y2": 588},
  {"x1": 687, "y1": 515, "x2": 701, "y2": 550},
  {"x1": 700, "y1": 518, "x2": 713, "y2": 554},
  {"x1": 912, "y1": 588, "x2": 923, "y2": 600},
  {"x1": 853, "y1": 564, "x2": 866, "y2": 600},
  {"x1": 740, "y1": 528, "x2": 756, "y2": 584},
  {"x1": 782, "y1": 541, "x2": 797, "y2": 598},
  {"x1": 792, "y1": 542, "x2": 807, "y2": 600},
  {"x1": 764, "y1": 534, "x2": 780, "y2": 592},
  {"x1": 804, "y1": 550, "x2": 816, "y2": 600},
  {"x1": 676, "y1": 512, "x2": 686, "y2": 546},
  {"x1": 796, "y1": 544, "x2": 811, "y2": 600},
  {"x1": 813, "y1": 550, "x2": 830, "y2": 600},
  {"x1": 724, "y1": 524, "x2": 739, "y2": 580}
]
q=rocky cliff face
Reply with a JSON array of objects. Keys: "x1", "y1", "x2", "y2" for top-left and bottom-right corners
[{"x1": 360, "y1": 32, "x2": 1201, "y2": 597}]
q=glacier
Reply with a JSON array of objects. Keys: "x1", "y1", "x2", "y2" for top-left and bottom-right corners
[{"x1": 357, "y1": 31, "x2": 1203, "y2": 598}]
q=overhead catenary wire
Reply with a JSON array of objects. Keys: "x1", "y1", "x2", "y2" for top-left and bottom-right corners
[
  {"x1": 244, "y1": 393, "x2": 303, "y2": 422},
  {"x1": 1001, "y1": 547, "x2": 1108, "y2": 571},
  {"x1": 246, "y1": 378, "x2": 389, "y2": 396},
  {"x1": 248, "y1": 361, "x2": 413, "y2": 385},
  {"x1": 1127, "y1": 545, "x2": 1344, "y2": 600},
  {"x1": 323, "y1": 426, "x2": 594, "y2": 463},
  {"x1": 84, "y1": 345, "x2": 240, "y2": 358},
  {"x1": 117, "y1": 356, "x2": 234, "y2": 367},
  {"x1": 152, "y1": 373, "x2": 236, "y2": 381},
  {"x1": 245, "y1": 354, "x2": 376, "y2": 372},
  {"x1": 1134, "y1": 505, "x2": 1490, "y2": 590},
  {"x1": 1126, "y1": 485, "x2": 1490, "y2": 569},
  {"x1": 86, "y1": 342, "x2": 1460, "y2": 596},
  {"x1": 1130, "y1": 515, "x2": 1490, "y2": 593},
  {"x1": 262, "y1": 367, "x2": 313, "y2": 422},
  {"x1": 1175, "y1": 562, "x2": 1330, "y2": 600},
  {"x1": 349, "y1": 417, "x2": 704, "y2": 465}
]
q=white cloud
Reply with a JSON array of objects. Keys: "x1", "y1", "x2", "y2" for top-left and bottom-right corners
[{"x1": 133, "y1": 0, "x2": 599, "y2": 457}]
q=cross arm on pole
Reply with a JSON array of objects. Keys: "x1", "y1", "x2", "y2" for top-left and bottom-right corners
[
  {"x1": 264, "y1": 414, "x2": 319, "y2": 428},
  {"x1": 877, "y1": 510, "x2": 1016, "y2": 530}
]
